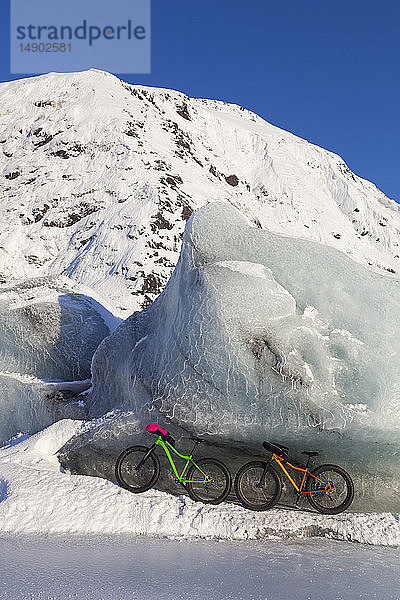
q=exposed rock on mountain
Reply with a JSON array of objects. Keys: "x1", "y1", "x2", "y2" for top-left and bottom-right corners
[{"x1": 1, "y1": 72, "x2": 400, "y2": 512}]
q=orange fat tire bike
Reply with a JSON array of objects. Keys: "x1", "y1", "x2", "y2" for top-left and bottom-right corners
[{"x1": 234, "y1": 441, "x2": 354, "y2": 514}]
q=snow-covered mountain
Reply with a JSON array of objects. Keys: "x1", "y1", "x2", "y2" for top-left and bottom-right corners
[{"x1": 1, "y1": 69, "x2": 399, "y2": 313}]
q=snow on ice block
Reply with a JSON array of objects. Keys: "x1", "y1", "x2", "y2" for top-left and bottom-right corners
[{"x1": 79, "y1": 202, "x2": 400, "y2": 511}]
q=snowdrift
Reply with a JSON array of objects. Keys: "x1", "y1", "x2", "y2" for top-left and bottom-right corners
[
  {"x1": 0, "y1": 420, "x2": 399, "y2": 546},
  {"x1": 62, "y1": 203, "x2": 400, "y2": 512},
  {"x1": 1, "y1": 70, "x2": 400, "y2": 517}
]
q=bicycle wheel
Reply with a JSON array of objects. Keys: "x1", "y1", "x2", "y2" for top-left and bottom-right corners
[
  {"x1": 305, "y1": 464, "x2": 354, "y2": 514},
  {"x1": 234, "y1": 461, "x2": 282, "y2": 511},
  {"x1": 186, "y1": 458, "x2": 231, "y2": 505},
  {"x1": 115, "y1": 445, "x2": 160, "y2": 493}
]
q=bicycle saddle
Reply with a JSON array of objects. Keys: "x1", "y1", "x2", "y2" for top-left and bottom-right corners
[
  {"x1": 301, "y1": 451, "x2": 319, "y2": 457},
  {"x1": 262, "y1": 441, "x2": 289, "y2": 456},
  {"x1": 189, "y1": 436, "x2": 205, "y2": 443}
]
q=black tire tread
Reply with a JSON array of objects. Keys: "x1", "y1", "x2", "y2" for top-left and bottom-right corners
[
  {"x1": 186, "y1": 457, "x2": 231, "y2": 505},
  {"x1": 305, "y1": 463, "x2": 354, "y2": 514},
  {"x1": 234, "y1": 461, "x2": 282, "y2": 511},
  {"x1": 115, "y1": 445, "x2": 160, "y2": 493}
]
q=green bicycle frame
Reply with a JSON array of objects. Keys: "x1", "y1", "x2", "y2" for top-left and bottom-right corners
[{"x1": 154, "y1": 436, "x2": 210, "y2": 484}]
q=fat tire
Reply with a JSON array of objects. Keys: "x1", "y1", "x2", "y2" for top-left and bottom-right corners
[
  {"x1": 234, "y1": 461, "x2": 282, "y2": 511},
  {"x1": 115, "y1": 445, "x2": 160, "y2": 493},
  {"x1": 305, "y1": 464, "x2": 354, "y2": 514},
  {"x1": 186, "y1": 458, "x2": 231, "y2": 505}
]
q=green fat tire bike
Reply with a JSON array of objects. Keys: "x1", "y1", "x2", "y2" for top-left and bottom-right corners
[{"x1": 115, "y1": 424, "x2": 231, "y2": 505}]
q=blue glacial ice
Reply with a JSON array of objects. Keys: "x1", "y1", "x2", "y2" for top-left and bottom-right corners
[
  {"x1": 0, "y1": 277, "x2": 115, "y2": 443},
  {"x1": 69, "y1": 202, "x2": 400, "y2": 511}
]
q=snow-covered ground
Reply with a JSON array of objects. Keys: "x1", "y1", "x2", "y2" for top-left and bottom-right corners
[
  {"x1": 0, "y1": 420, "x2": 399, "y2": 546},
  {"x1": 0, "y1": 535, "x2": 399, "y2": 600}
]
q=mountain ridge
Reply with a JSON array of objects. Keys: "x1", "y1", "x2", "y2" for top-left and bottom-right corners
[{"x1": 1, "y1": 69, "x2": 399, "y2": 312}]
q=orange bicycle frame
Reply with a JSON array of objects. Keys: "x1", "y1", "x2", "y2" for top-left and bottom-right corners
[{"x1": 270, "y1": 453, "x2": 332, "y2": 494}]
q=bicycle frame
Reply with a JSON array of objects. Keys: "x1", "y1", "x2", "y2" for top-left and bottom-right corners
[
  {"x1": 270, "y1": 453, "x2": 332, "y2": 494},
  {"x1": 149, "y1": 435, "x2": 210, "y2": 484}
]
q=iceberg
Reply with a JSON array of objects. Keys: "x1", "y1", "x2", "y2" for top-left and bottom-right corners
[{"x1": 62, "y1": 203, "x2": 400, "y2": 511}]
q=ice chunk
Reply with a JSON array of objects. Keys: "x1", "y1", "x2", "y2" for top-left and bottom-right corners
[
  {"x1": 77, "y1": 203, "x2": 400, "y2": 511},
  {"x1": 0, "y1": 277, "x2": 117, "y2": 442}
]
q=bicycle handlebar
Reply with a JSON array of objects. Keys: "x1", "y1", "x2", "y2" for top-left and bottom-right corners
[
  {"x1": 146, "y1": 423, "x2": 168, "y2": 436},
  {"x1": 146, "y1": 423, "x2": 175, "y2": 446}
]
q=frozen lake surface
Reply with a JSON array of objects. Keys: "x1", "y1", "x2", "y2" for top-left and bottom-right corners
[{"x1": 0, "y1": 535, "x2": 399, "y2": 600}]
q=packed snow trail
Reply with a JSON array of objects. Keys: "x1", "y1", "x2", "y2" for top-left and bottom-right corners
[{"x1": 0, "y1": 535, "x2": 399, "y2": 600}]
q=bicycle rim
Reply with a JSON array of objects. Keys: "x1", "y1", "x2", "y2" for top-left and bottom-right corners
[
  {"x1": 306, "y1": 464, "x2": 354, "y2": 514},
  {"x1": 235, "y1": 462, "x2": 281, "y2": 511},
  {"x1": 186, "y1": 458, "x2": 231, "y2": 505},
  {"x1": 115, "y1": 446, "x2": 160, "y2": 493}
]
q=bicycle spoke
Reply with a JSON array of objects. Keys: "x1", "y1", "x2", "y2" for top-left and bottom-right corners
[
  {"x1": 120, "y1": 458, "x2": 153, "y2": 487},
  {"x1": 241, "y1": 467, "x2": 276, "y2": 503},
  {"x1": 115, "y1": 446, "x2": 160, "y2": 493},
  {"x1": 189, "y1": 465, "x2": 225, "y2": 498},
  {"x1": 234, "y1": 462, "x2": 281, "y2": 511},
  {"x1": 306, "y1": 464, "x2": 354, "y2": 514},
  {"x1": 186, "y1": 459, "x2": 231, "y2": 504},
  {"x1": 313, "y1": 472, "x2": 346, "y2": 507}
]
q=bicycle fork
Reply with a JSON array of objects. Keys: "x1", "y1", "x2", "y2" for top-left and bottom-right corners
[
  {"x1": 136, "y1": 443, "x2": 157, "y2": 469},
  {"x1": 258, "y1": 458, "x2": 272, "y2": 488}
]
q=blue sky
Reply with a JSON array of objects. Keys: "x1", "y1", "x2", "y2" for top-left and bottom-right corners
[{"x1": 1, "y1": 0, "x2": 399, "y2": 203}]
